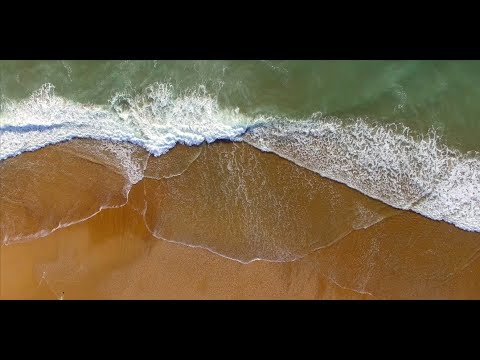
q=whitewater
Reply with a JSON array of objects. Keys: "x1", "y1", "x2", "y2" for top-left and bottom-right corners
[{"x1": 1, "y1": 83, "x2": 479, "y2": 233}]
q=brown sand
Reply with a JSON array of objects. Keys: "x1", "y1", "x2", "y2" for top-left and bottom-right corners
[{"x1": 1, "y1": 140, "x2": 480, "y2": 299}]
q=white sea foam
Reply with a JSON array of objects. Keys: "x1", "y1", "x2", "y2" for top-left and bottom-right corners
[
  {"x1": 242, "y1": 118, "x2": 480, "y2": 232},
  {"x1": 1, "y1": 84, "x2": 479, "y2": 234},
  {"x1": 0, "y1": 83, "x2": 253, "y2": 161}
]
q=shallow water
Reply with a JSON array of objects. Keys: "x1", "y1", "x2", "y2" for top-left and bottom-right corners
[
  {"x1": 1, "y1": 61, "x2": 479, "y2": 232},
  {"x1": 0, "y1": 60, "x2": 479, "y2": 263}
]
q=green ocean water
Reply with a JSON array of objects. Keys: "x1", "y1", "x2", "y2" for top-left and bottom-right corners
[{"x1": 1, "y1": 60, "x2": 479, "y2": 151}]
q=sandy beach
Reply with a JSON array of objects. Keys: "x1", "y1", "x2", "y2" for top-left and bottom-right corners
[{"x1": 1, "y1": 139, "x2": 480, "y2": 299}]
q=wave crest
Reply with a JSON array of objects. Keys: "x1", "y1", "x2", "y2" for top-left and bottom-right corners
[{"x1": 0, "y1": 83, "x2": 253, "y2": 160}]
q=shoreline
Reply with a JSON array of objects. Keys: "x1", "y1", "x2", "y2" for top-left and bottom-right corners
[{"x1": 1, "y1": 139, "x2": 480, "y2": 299}]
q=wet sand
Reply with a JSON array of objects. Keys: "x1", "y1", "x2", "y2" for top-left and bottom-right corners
[
  {"x1": 1, "y1": 139, "x2": 480, "y2": 299},
  {"x1": 0, "y1": 200, "x2": 372, "y2": 299}
]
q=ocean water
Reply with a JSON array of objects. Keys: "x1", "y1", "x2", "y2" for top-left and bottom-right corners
[{"x1": 0, "y1": 60, "x2": 479, "y2": 238}]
